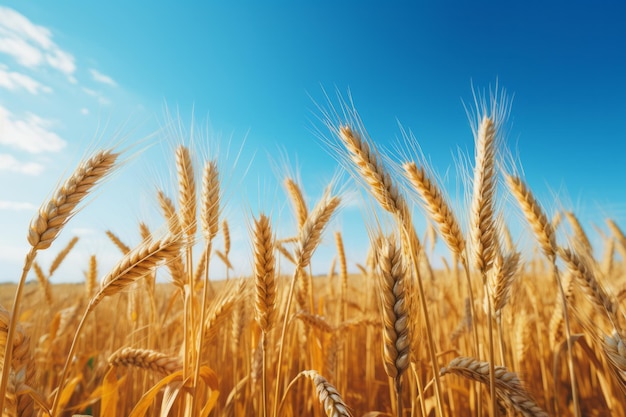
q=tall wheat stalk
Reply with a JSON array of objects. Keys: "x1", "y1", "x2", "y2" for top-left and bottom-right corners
[{"x1": 0, "y1": 149, "x2": 118, "y2": 414}]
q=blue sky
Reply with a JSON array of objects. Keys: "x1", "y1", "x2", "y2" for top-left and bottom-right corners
[{"x1": 1, "y1": 1, "x2": 625, "y2": 283}]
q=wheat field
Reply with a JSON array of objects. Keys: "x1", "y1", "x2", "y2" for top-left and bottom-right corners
[{"x1": 1, "y1": 95, "x2": 625, "y2": 417}]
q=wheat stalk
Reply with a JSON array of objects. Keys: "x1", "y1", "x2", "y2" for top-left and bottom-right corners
[{"x1": 0, "y1": 149, "x2": 118, "y2": 414}]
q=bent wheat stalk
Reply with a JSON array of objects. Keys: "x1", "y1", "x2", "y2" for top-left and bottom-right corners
[{"x1": 0, "y1": 149, "x2": 118, "y2": 414}]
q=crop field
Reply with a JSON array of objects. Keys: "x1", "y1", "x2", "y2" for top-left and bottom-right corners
[{"x1": 1, "y1": 99, "x2": 625, "y2": 417}]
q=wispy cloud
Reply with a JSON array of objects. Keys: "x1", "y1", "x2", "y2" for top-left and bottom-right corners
[
  {"x1": 0, "y1": 153, "x2": 44, "y2": 175},
  {"x1": 0, "y1": 105, "x2": 66, "y2": 153},
  {"x1": 0, "y1": 64, "x2": 52, "y2": 94},
  {"x1": 82, "y1": 87, "x2": 110, "y2": 105},
  {"x1": 89, "y1": 69, "x2": 117, "y2": 87},
  {"x1": 0, "y1": 6, "x2": 76, "y2": 81},
  {"x1": 0, "y1": 200, "x2": 36, "y2": 211}
]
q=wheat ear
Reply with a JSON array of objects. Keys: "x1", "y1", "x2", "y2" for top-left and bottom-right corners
[
  {"x1": 377, "y1": 238, "x2": 410, "y2": 417},
  {"x1": 440, "y1": 356, "x2": 548, "y2": 417},
  {"x1": 253, "y1": 214, "x2": 277, "y2": 333},
  {"x1": 284, "y1": 177, "x2": 308, "y2": 230},
  {"x1": 253, "y1": 214, "x2": 276, "y2": 417},
  {"x1": 564, "y1": 211, "x2": 593, "y2": 257},
  {"x1": 558, "y1": 247, "x2": 616, "y2": 321},
  {"x1": 32, "y1": 262, "x2": 53, "y2": 306},
  {"x1": 404, "y1": 162, "x2": 465, "y2": 258},
  {"x1": 470, "y1": 116, "x2": 498, "y2": 273},
  {"x1": 295, "y1": 189, "x2": 341, "y2": 270},
  {"x1": 505, "y1": 175, "x2": 556, "y2": 258},
  {"x1": 84, "y1": 254, "x2": 97, "y2": 299},
  {"x1": 175, "y1": 145, "x2": 197, "y2": 239},
  {"x1": 301, "y1": 370, "x2": 352, "y2": 417},
  {"x1": 201, "y1": 159, "x2": 220, "y2": 243},
  {"x1": 109, "y1": 347, "x2": 181, "y2": 375},
  {"x1": 602, "y1": 331, "x2": 626, "y2": 392},
  {"x1": 28, "y1": 149, "x2": 118, "y2": 250},
  {"x1": 49, "y1": 236, "x2": 80, "y2": 276},
  {"x1": 90, "y1": 234, "x2": 182, "y2": 310}
]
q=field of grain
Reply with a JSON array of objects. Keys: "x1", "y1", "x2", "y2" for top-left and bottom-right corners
[{"x1": 1, "y1": 97, "x2": 625, "y2": 417}]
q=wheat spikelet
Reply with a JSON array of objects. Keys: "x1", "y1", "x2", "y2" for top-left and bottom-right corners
[
  {"x1": 175, "y1": 145, "x2": 197, "y2": 239},
  {"x1": 470, "y1": 116, "x2": 498, "y2": 273},
  {"x1": 339, "y1": 126, "x2": 409, "y2": 221},
  {"x1": 301, "y1": 370, "x2": 352, "y2": 417},
  {"x1": 109, "y1": 347, "x2": 181, "y2": 375},
  {"x1": 285, "y1": 177, "x2": 308, "y2": 230},
  {"x1": 253, "y1": 214, "x2": 276, "y2": 333},
  {"x1": 404, "y1": 162, "x2": 465, "y2": 258},
  {"x1": 90, "y1": 234, "x2": 181, "y2": 309},
  {"x1": 201, "y1": 159, "x2": 220, "y2": 242},
  {"x1": 49, "y1": 236, "x2": 79, "y2": 276},
  {"x1": 377, "y1": 238, "x2": 410, "y2": 380},
  {"x1": 27, "y1": 149, "x2": 118, "y2": 250},
  {"x1": 505, "y1": 175, "x2": 556, "y2": 259},
  {"x1": 440, "y1": 356, "x2": 548, "y2": 417}
]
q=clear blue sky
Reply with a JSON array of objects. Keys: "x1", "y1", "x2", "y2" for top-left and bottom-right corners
[{"x1": 1, "y1": 1, "x2": 625, "y2": 283}]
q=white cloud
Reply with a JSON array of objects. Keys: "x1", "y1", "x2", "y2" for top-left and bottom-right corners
[
  {"x1": 0, "y1": 105, "x2": 66, "y2": 153},
  {"x1": 0, "y1": 200, "x2": 37, "y2": 211},
  {"x1": 89, "y1": 69, "x2": 117, "y2": 87},
  {"x1": 0, "y1": 7, "x2": 76, "y2": 79},
  {"x1": 80, "y1": 108, "x2": 89, "y2": 115},
  {"x1": 82, "y1": 86, "x2": 110, "y2": 105},
  {"x1": 0, "y1": 153, "x2": 44, "y2": 175},
  {"x1": 0, "y1": 65, "x2": 52, "y2": 94}
]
